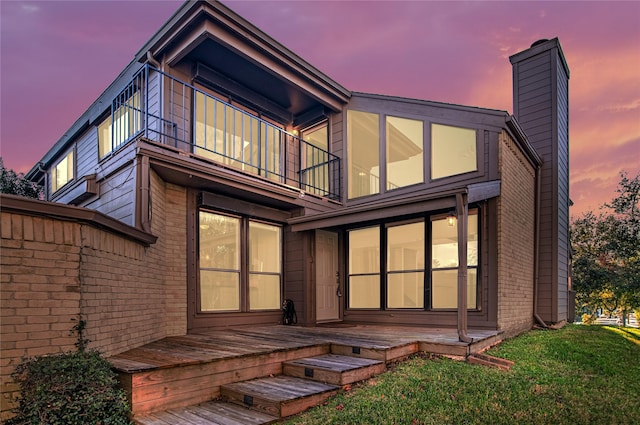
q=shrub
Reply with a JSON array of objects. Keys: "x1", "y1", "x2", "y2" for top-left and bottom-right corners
[{"x1": 7, "y1": 350, "x2": 132, "y2": 425}]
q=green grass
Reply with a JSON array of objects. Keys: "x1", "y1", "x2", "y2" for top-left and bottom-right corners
[{"x1": 284, "y1": 325, "x2": 640, "y2": 425}]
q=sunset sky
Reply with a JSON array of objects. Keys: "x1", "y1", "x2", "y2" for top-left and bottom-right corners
[{"x1": 1, "y1": 0, "x2": 638, "y2": 218}]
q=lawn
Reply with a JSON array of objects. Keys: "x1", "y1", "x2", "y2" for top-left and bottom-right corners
[{"x1": 284, "y1": 325, "x2": 640, "y2": 425}]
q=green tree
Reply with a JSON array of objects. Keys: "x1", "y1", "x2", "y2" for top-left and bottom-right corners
[
  {"x1": 0, "y1": 157, "x2": 43, "y2": 199},
  {"x1": 571, "y1": 172, "x2": 640, "y2": 325}
]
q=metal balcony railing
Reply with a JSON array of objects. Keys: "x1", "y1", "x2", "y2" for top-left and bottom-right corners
[{"x1": 106, "y1": 64, "x2": 341, "y2": 200}]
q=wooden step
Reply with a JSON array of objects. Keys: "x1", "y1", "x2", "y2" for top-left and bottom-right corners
[
  {"x1": 221, "y1": 375, "x2": 339, "y2": 418},
  {"x1": 134, "y1": 400, "x2": 278, "y2": 425},
  {"x1": 283, "y1": 354, "x2": 385, "y2": 385},
  {"x1": 331, "y1": 341, "x2": 418, "y2": 362}
]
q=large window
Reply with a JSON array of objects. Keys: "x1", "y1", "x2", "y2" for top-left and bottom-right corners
[
  {"x1": 249, "y1": 221, "x2": 282, "y2": 310},
  {"x1": 98, "y1": 91, "x2": 141, "y2": 159},
  {"x1": 194, "y1": 91, "x2": 282, "y2": 182},
  {"x1": 387, "y1": 222, "x2": 425, "y2": 308},
  {"x1": 431, "y1": 213, "x2": 478, "y2": 309},
  {"x1": 301, "y1": 123, "x2": 329, "y2": 195},
  {"x1": 51, "y1": 150, "x2": 74, "y2": 193},
  {"x1": 431, "y1": 124, "x2": 477, "y2": 180},
  {"x1": 199, "y1": 210, "x2": 281, "y2": 312},
  {"x1": 348, "y1": 226, "x2": 380, "y2": 308},
  {"x1": 348, "y1": 110, "x2": 379, "y2": 199},
  {"x1": 386, "y1": 116, "x2": 423, "y2": 190},
  {"x1": 346, "y1": 211, "x2": 479, "y2": 311}
]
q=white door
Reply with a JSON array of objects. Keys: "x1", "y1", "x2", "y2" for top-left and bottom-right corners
[{"x1": 315, "y1": 230, "x2": 340, "y2": 322}]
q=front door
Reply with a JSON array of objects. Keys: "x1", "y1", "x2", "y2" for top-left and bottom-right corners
[{"x1": 315, "y1": 230, "x2": 340, "y2": 322}]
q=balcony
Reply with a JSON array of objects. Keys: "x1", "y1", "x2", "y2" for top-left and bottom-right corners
[{"x1": 103, "y1": 64, "x2": 341, "y2": 200}]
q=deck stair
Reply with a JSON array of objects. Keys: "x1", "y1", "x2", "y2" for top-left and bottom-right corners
[
  {"x1": 123, "y1": 326, "x2": 503, "y2": 424},
  {"x1": 221, "y1": 375, "x2": 339, "y2": 418},
  {"x1": 283, "y1": 353, "x2": 385, "y2": 385}
]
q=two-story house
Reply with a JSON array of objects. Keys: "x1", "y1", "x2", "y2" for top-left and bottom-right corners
[{"x1": 26, "y1": 0, "x2": 570, "y2": 344}]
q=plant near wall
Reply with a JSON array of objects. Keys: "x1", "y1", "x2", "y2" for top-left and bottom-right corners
[
  {"x1": 0, "y1": 157, "x2": 43, "y2": 199},
  {"x1": 7, "y1": 318, "x2": 133, "y2": 425}
]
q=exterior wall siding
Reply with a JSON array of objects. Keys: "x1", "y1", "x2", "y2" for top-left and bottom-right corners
[
  {"x1": 496, "y1": 130, "x2": 536, "y2": 337},
  {"x1": 511, "y1": 39, "x2": 570, "y2": 323}
]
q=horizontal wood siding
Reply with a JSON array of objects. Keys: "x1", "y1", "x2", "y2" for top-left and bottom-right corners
[
  {"x1": 76, "y1": 126, "x2": 98, "y2": 178},
  {"x1": 556, "y1": 56, "x2": 570, "y2": 321},
  {"x1": 512, "y1": 41, "x2": 570, "y2": 323},
  {"x1": 84, "y1": 144, "x2": 139, "y2": 227},
  {"x1": 284, "y1": 228, "x2": 308, "y2": 324}
]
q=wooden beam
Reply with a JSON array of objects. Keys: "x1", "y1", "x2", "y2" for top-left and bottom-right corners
[{"x1": 456, "y1": 192, "x2": 472, "y2": 343}]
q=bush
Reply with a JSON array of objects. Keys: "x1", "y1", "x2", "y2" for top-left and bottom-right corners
[{"x1": 7, "y1": 350, "x2": 132, "y2": 425}]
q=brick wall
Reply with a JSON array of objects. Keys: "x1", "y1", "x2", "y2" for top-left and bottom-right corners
[
  {"x1": 496, "y1": 130, "x2": 536, "y2": 337},
  {"x1": 1, "y1": 214, "x2": 82, "y2": 416},
  {"x1": 0, "y1": 180, "x2": 187, "y2": 419}
]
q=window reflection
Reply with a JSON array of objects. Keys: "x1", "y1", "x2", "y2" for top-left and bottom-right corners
[
  {"x1": 348, "y1": 111, "x2": 380, "y2": 198},
  {"x1": 348, "y1": 226, "x2": 380, "y2": 308},
  {"x1": 431, "y1": 211, "x2": 478, "y2": 309},
  {"x1": 431, "y1": 124, "x2": 477, "y2": 180},
  {"x1": 199, "y1": 212, "x2": 240, "y2": 311},
  {"x1": 386, "y1": 116, "x2": 423, "y2": 190}
]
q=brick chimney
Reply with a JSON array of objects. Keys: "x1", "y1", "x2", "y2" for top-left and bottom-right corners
[{"x1": 510, "y1": 38, "x2": 570, "y2": 324}]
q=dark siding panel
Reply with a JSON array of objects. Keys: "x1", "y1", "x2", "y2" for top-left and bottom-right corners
[{"x1": 76, "y1": 127, "x2": 98, "y2": 178}]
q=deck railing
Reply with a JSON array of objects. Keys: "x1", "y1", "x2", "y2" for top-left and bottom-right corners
[{"x1": 107, "y1": 64, "x2": 341, "y2": 200}]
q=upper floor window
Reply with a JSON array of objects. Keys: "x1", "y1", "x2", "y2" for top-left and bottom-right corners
[
  {"x1": 301, "y1": 123, "x2": 329, "y2": 195},
  {"x1": 386, "y1": 116, "x2": 423, "y2": 190},
  {"x1": 98, "y1": 91, "x2": 141, "y2": 159},
  {"x1": 348, "y1": 110, "x2": 379, "y2": 199},
  {"x1": 431, "y1": 123, "x2": 477, "y2": 180},
  {"x1": 194, "y1": 91, "x2": 283, "y2": 182},
  {"x1": 52, "y1": 150, "x2": 74, "y2": 193}
]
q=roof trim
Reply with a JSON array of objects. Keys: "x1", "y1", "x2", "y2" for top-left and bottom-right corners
[
  {"x1": 288, "y1": 181, "x2": 501, "y2": 232},
  {"x1": 0, "y1": 194, "x2": 157, "y2": 246}
]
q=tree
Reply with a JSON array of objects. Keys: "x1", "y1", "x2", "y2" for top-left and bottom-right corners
[
  {"x1": 0, "y1": 157, "x2": 43, "y2": 199},
  {"x1": 571, "y1": 172, "x2": 640, "y2": 325}
]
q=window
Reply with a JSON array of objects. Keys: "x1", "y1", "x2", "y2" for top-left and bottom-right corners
[
  {"x1": 346, "y1": 211, "x2": 479, "y2": 311},
  {"x1": 198, "y1": 210, "x2": 281, "y2": 312},
  {"x1": 386, "y1": 116, "x2": 423, "y2": 190},
  {"x1": 51, "y1": 151, "x2": 74, "y2": 192},
  {"x1": 348, "y1": 110, "x2": 379, "y2": 198},
  {"x1": 431, "y1": 212, "x2": 478, "y2": 309},
  {"x1": 199, "y1": 212, "x2": 240, "y2": 311},
  {"x1": 249, "y1": 221, "x2": 281, "y2": 310},
  {"x1": 301, "y1": 123, "x2": 329, "y2": 195},
  {"x1": 431, "y1": 124, "x2": 477, "y2": 180},
  {"x1": 348, "y1": 226, "x2": 380, "y2": 308},
  {"x1": 98, "y1": 91, "x2": 141, "y2": 159},
  {"x1": 387, "y1": 222, "x2": 425, "y2": 308},
  {"x1": 194, "y1": 91, "x2": 283, "y2": 182}
]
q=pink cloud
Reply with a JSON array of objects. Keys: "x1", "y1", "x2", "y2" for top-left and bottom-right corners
[{"x1": 1, "y1": 0, "x2": 638, "y2": 220}]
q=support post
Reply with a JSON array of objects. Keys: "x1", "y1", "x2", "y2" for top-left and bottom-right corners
[{"x1": 457, "y1": 192, "x2": 472, "y2": 343}]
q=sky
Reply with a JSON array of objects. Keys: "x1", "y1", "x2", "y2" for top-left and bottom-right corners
[{"x1": 1, "y1": 0, "x2": 638, "y2": 218}]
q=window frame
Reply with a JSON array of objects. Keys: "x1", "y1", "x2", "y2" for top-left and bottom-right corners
[
  {"x1": 51, "y1": 149, "x2": 75, "y2": 194},
  {"x1": 97, "y1": 90, "x2": 142, "y2": 161},
  {"x1": 429, "y1": 122, "x2": 479, "y2": 181},
  {"x1": 345, "y1": 209, "x2": 480, "y2": 312},
  {"x1": 197, "y1": 208, "x2": 283, "y2": 314}
]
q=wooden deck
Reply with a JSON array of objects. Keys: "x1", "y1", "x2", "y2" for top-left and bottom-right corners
[{"x1": 109, "y1": 325, "x2": 502, "y2": 424}]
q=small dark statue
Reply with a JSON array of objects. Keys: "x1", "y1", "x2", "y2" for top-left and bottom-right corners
[{"x1": 282, "y1": 299, "x2": 297, "y2": 325}]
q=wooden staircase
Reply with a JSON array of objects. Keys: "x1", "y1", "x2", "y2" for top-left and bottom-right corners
[
  {"x1": 134, "y1": 351, "x2": 385, "y2": 424},
  {"x1": 116, "y1": 326, "x2": 503, "y2": 424}
]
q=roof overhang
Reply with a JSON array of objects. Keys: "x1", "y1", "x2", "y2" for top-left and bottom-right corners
[
  {"x1": 289, "y1": 180, "x2": 501, "y2": 231},
  {"x1": 135, "y1": 0, "x2": 350, "y2": 120}
]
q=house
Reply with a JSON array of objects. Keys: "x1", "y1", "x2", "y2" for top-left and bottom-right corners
[{"x1": 23, "y1": 0, "x2": 569, "y2": 354}]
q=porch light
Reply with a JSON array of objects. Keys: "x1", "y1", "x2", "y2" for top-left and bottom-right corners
[{"x1": 447, "y1": 211, "x2": 456, "y2": 227}]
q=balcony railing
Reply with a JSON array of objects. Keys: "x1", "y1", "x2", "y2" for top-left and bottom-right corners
[{"x1": 107, "y1": 64, "x2": 341, "y2": 200}]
